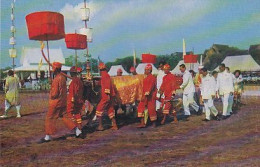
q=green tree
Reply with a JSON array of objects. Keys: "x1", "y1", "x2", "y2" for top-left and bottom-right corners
[
  {"x1": 249, "y1": 44, "x2": 260, "y2": 65},
  {"x1": 0, "y1": 66, "x2": 12, "y2": 80},
  {"x1": 65, "y1": 55, "x2": 74, "y2": 67}
]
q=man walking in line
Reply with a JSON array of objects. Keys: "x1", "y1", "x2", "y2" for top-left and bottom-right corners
[
  {"x1": 200, "y1": 68, "x2": 220, "y2": 121},
  {"x1": 96, "y1": 63, "x2": 118, "y2": 131},
  {"x1": 216, "y1": 63, "x2": 234, "y2": 119},
  {"x1": 179, "y1": 64, "x2": 200, "y2": 121},
  {"x1": 156, "y1": 61, "x2": 166, "y2": 113},
  {"x1": 137, "y1": 64, "x2": 157, "y2": 128},
  {"x1": 67, "y1": 66, "x2": 84, "y2": 133},
  {"x1": 41, "y1": 62, "x2": 81, "y2": 143},
  {"x1": 158, "y1": 64, "x2": 178, "y2": 124},
  {"x1": 0, "y1": 70, "x2": 21, "y2": 118}
]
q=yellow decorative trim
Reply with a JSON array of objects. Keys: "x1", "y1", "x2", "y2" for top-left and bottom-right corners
[
  {"x1": 96, "y1": 111, "x2": 103, "y2": 117},
  {"x1": 104, "y1": 89, "x2": 110, "y2": 94},
  {"x1": 150, "y1": 116, "x2": 157, "y2": 121},
  {"x1": 163, "y1": 110, "x2": 170, "y2": 114},
  {"x1": 145, "y1": 92, "x2": 150, "y2": 95},
  {"x1": 108, "y1": 113, "x2": 115, "y2": 119},
  {"x1": 138, "y1": 113, "x2": 144, "y2": 117}
]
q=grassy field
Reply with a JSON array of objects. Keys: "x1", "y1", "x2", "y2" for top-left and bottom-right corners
[{"x1": 0, "y1": 92, "x2": 259, "y2": 166}]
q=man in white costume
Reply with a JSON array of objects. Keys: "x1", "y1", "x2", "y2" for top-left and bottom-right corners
[
  {"x1": 200, "y1": 68, "x2": 220, "y2": 121},
  {"x1": 0, "y1": 70, "x2": 21, "y2": 118},
  {"x1": 179, "y1": 64, "x2": 200, "y2": 121},
  {"x1": 216, "y1": 64, "x2": 234, "y2": 119},
  {"x1": 156, "y1": 62, "x2": 166, "y2": 112}
]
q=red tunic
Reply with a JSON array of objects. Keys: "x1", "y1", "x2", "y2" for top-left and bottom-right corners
[
  {"x1": 96, "y1": 71, "x2": 115, "y2": 119},
  {"x1": 67, "y1": 77, "x2": 84, "y2": 114},
  {"x1": 159, "y1": 73, "x2": 177, "y2": 115},
  {"x1": 49, "y1": 73, "x2": 67, "y2": 108},
  {"x1": 45, "y1": 73, "x2": 76, "y2": 135},
  {"x1": 160, "y1": 73, "x2": 177, "y2": 100},
  {"x1": 137, "y1": 74, "x2": 157, "y2": 121}
]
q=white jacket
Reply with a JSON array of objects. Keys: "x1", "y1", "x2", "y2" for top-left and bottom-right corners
[
  {"x1": 157, "y1": 70, "x2": 165, "y2": 89},
  {"x1": 216, "y1": 70, "x2": 234, "y2": 95},
  {"x1": 201, "y1": 74, "x2": 215, "y2": 99},
  {"x1": 180, "y1": 70, "x2": 195, "y2": 94}
]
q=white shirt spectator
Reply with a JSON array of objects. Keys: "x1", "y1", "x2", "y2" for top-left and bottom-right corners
[
  {"x1": 201, "y1": 74, "x2": 216, "y2": 100},
  {"x1": 216, "y1": 70, "x2": 234, "y2": 95},
  {"x1": 156, "y1": 69, "x2": 166, "y2": 110},
  {"x1": 180, "y1": 70, "x2": 195, "y2": 94}
]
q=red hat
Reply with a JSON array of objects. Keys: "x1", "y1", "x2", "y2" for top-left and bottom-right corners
[
  {"x1": 99, "y1": 63, "x2": 106, "y2": 70},
  {"x1": 77, "y1": 67, "x2": 83, "y2": 73},
  {"x1": 130, "y1": 67, "x2": 136, "y2": 72},
  {"x1": 117, "y1": 68, "x2": 123, "y2": 73},
  {"x1": 145, "y1": 64, "x2": 152, "y2": 70},
  {"x1": 70, "y1": 66, "x2": 77, "y2": 72},
  {"x1": 164, "y1": 64, "x2": 171, "y2": 70},
  {"x1": 52, "y1": 62, "x2": 62, "y2": 69}
]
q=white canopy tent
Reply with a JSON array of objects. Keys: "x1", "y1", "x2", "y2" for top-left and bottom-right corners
[
  {"x1": 214, "y1": 55, "x2": 260, "y2": 72},
  {"x1": 171, "y1": 60, "x2": 184, "y2": 75},
  {"x1": 14, "y1": 47, "x2": 71, "y2": 79},
  {"x1": 108, "y1": 65, "x2": 129, "y2": 76},
  {"x1": 136, "y1": 63, "x2": 158, "y2": 75}
]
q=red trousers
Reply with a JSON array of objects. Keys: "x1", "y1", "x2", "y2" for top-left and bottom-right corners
[
  {"x1": 45, "y1": 106, "x2": 76, "y2": 135},
  {"x1": 96, "y1": 95, "x2": 115, "y2": 119},
  {"x1": 161, "y1": 96, "x2": 176, "y2": 116},
  {"x1": 137, "y1": 99, "x2": 157, "y2": 121},
  {"x1": 67, "y1": 102, "x2": 83, "y2": 126}
]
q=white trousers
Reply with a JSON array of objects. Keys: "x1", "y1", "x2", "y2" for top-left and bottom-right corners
[
  {"x1": 221, "y1": 93, "x2": 233, "y2": 116},
  {"x1": 203, "y1": 99, "x2": 218, "y2": 120},
  {"x1": 5, "y1": 100, "x2": 21, "y2": 115},
  {"x1": 183, "y1": 92, "x2": 199, "y2": 115},
  {"x1": 156, "y1": 93, "x2": 164, "y2": 110}
]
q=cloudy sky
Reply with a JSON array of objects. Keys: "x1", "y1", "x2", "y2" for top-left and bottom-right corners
[{"x1": 1, "y1": 0, "x2": 260, "y2": 68}]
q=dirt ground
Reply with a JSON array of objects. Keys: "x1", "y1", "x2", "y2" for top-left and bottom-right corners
[{"x1": 0, "y1": 92, "x2": 259, "y2": 167}]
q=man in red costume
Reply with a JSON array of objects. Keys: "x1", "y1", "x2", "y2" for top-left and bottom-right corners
[
  {"x1": 117, "y1": 68, "x2": 123, "y2": 76},
  {"x1": 96, "y1": 63, "x2": 118, "y2": 131},
  {"x1": 137, "y1": 64, "x2": 157, "y2": 128},
  {"x1": 130, "y1": 67, "x2": 137, "y2": 75},
  {"x1": 158, "y1": 64, "x2": 178, "y2": 125},
  {"x1": 41, "y1": 62, "x2": 81, "y2": 143},
  {"x1": 67, "y1": 66, "x2": 84, "y2": 133}
]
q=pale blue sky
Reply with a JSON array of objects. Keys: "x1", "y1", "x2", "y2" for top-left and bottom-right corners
[{"x1": 1, "y1": 0, "x2": 260, "y2": 68}]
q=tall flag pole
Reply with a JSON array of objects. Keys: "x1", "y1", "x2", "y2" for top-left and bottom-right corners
[
  {"x1": 182, "y1": 38, "x2": 186, "y2": 59},
  {"x1": 133, "y1": 49, "x2": 136, "y2": 67},
  {"x1": 200, "y1": 54, "x2": 203, "y2": 66},
  {"x1": 9, "y1": 0, "x2": 17, "y2": 71},
  {"x1": 79, "y1": 0, "x2": 93, "y2": 72}
]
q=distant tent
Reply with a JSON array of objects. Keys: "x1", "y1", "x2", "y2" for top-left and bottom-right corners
[
  {"x1": 20, "y1": 47, "x2": 66, "y2": 66},
  {"x1": 215, "y1": 55, "x2": 260, "y2": 72},
  {"x1": 14, "y1": 47, "x2": 71, "y2": 79},
  {"x1": 136, "y1": 63, "x2": 158, "y2": 75},
  {"x1": 171, "y1": 60, "x2": 199, "y2": 75},
  {"x1": 171, "y1": 60, "x2": 184, "y2": 75},
  {"x1": 108, "y1": 65, "x2": 129, "y2": 76}
]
